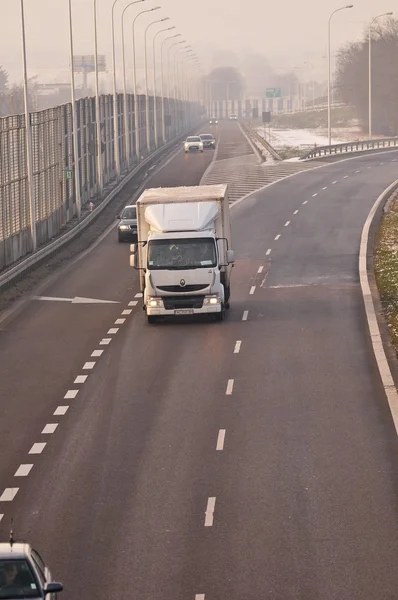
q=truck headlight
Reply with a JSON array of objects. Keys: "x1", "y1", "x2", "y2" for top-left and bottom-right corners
[
  {"x1": 148, "y1": 297, "x2": 163, "y2": 308},
  {"x1": 119, "y1": 225, "x2": 130, "y2": 230},
  {"x1": 204, "y1": 295, "x2": 221, "y2": 305}
]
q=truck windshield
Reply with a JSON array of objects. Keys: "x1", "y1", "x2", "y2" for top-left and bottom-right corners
[{"x1": 148, "y1": 238, "x2": 217, "y2": 270}]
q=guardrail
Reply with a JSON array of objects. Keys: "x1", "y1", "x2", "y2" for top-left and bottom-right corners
[
  {"x1": 301, "y1": 137, "x2": 398, "y2": 160},
  {"x1": 240, "y1": 120, "x2": 283, "y2": 161}
]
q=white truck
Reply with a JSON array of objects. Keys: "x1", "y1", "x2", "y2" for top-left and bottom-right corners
[{"x1": 130, "y1": 184, "x2": 235, "y2": 323}]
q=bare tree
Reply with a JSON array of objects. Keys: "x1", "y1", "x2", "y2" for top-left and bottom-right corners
[{"x1": 207, "y1": 66, "x2": 244, "y2": 100}]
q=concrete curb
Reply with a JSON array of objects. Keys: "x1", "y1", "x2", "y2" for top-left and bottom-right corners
[
  {"x1": 0, "y1": 124, "x2": 201, "y2": 292},
  {"x1": 359, "y1": 179, "x2": 398, "y2": 433},
  {"x1": 199, "y1": 126, "x2": 222, "y2": 185}
]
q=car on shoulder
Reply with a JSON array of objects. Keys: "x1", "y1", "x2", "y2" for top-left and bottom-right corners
[
  {"x1": 184, "y1": 136, "x2": 204, "y2": 153},
  {"x1": 0, "y1": 542, "x2": 63, "y2": 599},
  {"x1": 209, "y1": 117, "x2": 219, "y2": 125},
  {"x1": 229, "y1": 114, "x2": 238, "y2": 120},
  {"x1": 199, "y1": 133, "x2": 216, "y2": 149},
  {"x1": 117, "y1": 204, "x2": 137, "y2": 243}
]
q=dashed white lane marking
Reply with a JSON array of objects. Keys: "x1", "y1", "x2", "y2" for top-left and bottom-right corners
[
  {"x1": 42, "y1": 424, "x2": 58, "y2": 434},
  {"x1": 91, "y1": 350, "x2": 103, "y2": 357},
  {"x1": 195, "y1": 595, "x2": 205, "y2": 600},
  {"x1": 242, "y1": 310, "x2": 249, "y2": 321},
  {"x1": 392, "y1": 159, "x2": 397, "y2": 162},
  {"x1": 74, "y1": 375, "x2": 88, "y2": 384},
  {"x1": 135, "y1": 293, "x2": 143, "y2": 298},
  {"x1": 312, "y1": 193, "x2": 318, "y2": 197},
  {"x1": 322, "y1": 186, "x2": 327, "y2": 190},
  {"x1": 284, "y1": 221, "x2": 290, "y2": 226},
  {"x1": 257, "y1": 266, "x2": 264, "y2": 274},
  {"x1": 100, "y1": 338, "x2": 112, "y2": 345},
  {"x1": 226, "y1": 379, "x2": 234, "y2": 395},
  {"x1": 64, "y1": 389, "x2": 79, "y2": 399},
  {"x1": 266, "y1": 248, "x2": 272, "y2": 255},
  {"x1": 302, "y1": 200, "x2": 308, "y2": 204},
  {"x1": 15, "y1": 464, "x2": 33, "y2": 477},
  {"x1": 54, "y1": 406, "x2": 69, "y2": 416},
  {"x1": 380, "y1": 162, "x2": 384, "y2": 165},
  {"x1": 216, "y1": 429, "x2": 226, "y2": 451},
  {"x1": 204, "y1": 497, "x2": 216, "y2": 526},
  {"x1": 249, "y1": 286, "x2": 256, "y2": 295},
  {"x1": 0, "y1": 515, "x2": 3, "y2": 522},
  {"x1": 332, "y1": 181, "x2": 337, "y2": 184},
  {"x1": 367, "y1": 166, "x2": 372, "y2": 169},
  {"x1": 128, "y1": 301, "x2": 138, "y2": 307},
  {"x1": 293, "y1": 210, "x2": 298, "y2": 215},
  {"x1": 234, "y1": 341, "x2": 242, "y2": 354},
  {"x1": 107, "y1": 328, "x2": 119, "y2": 335},
  {"x1": 29, "y1": 443, "x2": 46, "y2": 455},
  {"x1": 83, "y1": 362, "x2": 96, "y2": 370},
  {"x1": 344, "y1": 175, "x2": 349, "y2": 178},
  {"x1": 122, "y1": 309, "x2": 132, "y2": 315},
  {"x1": 275, "y1": 234, "x2": 281, "y2": 240},
  {"x1": 355, "y1": 170, "x2": 360, "y2": 173},
  {"x1": 115, "y1": 318, "x2": 126, "y2": 325},
  {"x1": 0, "y1": 488, "x2": 19, "y2": 502}
]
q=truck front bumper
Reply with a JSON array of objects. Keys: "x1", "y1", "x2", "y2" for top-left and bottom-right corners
[
  {"x1": 146, "y1": 294, "x2": 222, "y2": 316},
  {"x1": 147, "y1": 305, "x2": 221, "y2": 316}
]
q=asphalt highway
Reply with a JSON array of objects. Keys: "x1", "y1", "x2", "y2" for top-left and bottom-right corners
[{"x1": 1, "y1": 125, "x2": 398, "y2": 600}]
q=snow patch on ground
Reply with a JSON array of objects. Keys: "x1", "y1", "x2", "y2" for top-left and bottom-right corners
[{"x1": 257, "y1": 126, "x2": 370, "y2": 150}]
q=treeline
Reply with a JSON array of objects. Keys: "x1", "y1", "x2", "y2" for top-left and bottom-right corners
[{"x1": 336, "y1": 17, "x2": 398, "y2": 136}]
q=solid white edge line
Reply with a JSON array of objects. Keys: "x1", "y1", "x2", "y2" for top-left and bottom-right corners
[
  {"x1": 0, "y1": 488, "x2": 19, "y2": 502},
  {"x1": 249, "y1": 286, "x2": 256, "y2": 295},
  {"x1": 234, "y1": 340, "x2": 242, "y2": 354},
  {"x1": 14, "y1": 464, "x2": 33, "y2": 477},
  {"x1": 42, "y1": 423, "x2": 58, "y2": 434},
  {"x1": 216, "y1": 429, "x2": 226, "y2": 451},
  {"x1": 359, "y1": 178, "x2": 398, "y2": 433},
  {"x1": 242, "y1": 310, "x2": 249, "y2": 321},
  {"x1": 226, "y1": 379, "x2": 234, "y2": 395},
  {"x1": 204, "y1": 497, "x2": 216, "y2": 526}
]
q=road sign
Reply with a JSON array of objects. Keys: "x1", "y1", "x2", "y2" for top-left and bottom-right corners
[
  {"x1": 266, "y1": 88, "x2": 282, "y2": 98},
  {"x1": 73, "y1": 55, "x2": 106, "y2": 73},
  {"x1": 65, "y1": 169, "x2": 73, "y2": 180},
  {"x1": 262, "y1": 111, "x2": 271, "y2": 123}
]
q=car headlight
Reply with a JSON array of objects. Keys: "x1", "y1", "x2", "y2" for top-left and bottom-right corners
[
  {"x1": 148, "y1": 297, "x2": 163, "y2": 308},
  {"x1": 203, "y1": 295, "x2": 221, "y2": 305},
  {"x1": 119, "y1": 225, "x2": 130, "y2": 230}
]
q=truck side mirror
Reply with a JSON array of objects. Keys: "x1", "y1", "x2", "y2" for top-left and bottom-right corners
[{"x1": 227, "y1": 249, "x2": 235, "y2": 264}]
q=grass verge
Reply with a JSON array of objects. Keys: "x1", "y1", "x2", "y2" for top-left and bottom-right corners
[
  {"x1": 270, "y1": 106, "x2": 357, "y2": 129},
  {"x1": 374, "y1": 189, "x2": 398, "y2": 352}
]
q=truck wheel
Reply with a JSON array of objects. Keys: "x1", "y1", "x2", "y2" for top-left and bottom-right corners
[
  {"x1": 147, "y1": 316, "x2": 157, "y2": 324},
  {"x1": 215, "y1": 306, "x2": 225, "y2": 322},
  {"x1": 224, "y1": 285, "x2": 231, "y2": 309}
]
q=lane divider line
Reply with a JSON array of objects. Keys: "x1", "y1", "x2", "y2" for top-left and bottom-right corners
[
  {"x1": 29, "y1": 443, "x2": 46, "y2": 455},
  {"x1": 226, "y1": 379, "x2": 234, "y2": 395},
  {"x1": 204, "y1": 497, "x2": 216, "y2": 527},
  {"x1": 284, "y1": 221, "x2": 290, "y2": 227},
  {"x1": 100, "y1": 338, "x2": 112, "y2": 345},
  {"x1": 216, "y1": 430, "x2": 226, "y2": 451},
  {"x1": 312, "y1": 193, "x2": 318, "y2": 197},
  {"x1": 234, "y1": 341, "x2": 242, "y2": 354},
  {"x1": 359, "y1": 178, "x2": 398, "y2": 434},
  {"x1": 64, "y1": 390, "x2": 79, "y2": 399},
  {"x1": 242, "y1": 310, "x2": 249, "y2": 321},
  {"x1": 135, "y1": 293, "x2": 143, "y2": 298},
  {"x1": 302, "y1": 200, "x2": 308, "y2": 205},
  {"x1": 275, "y1": 234, "x2": 281, "y2": 240},
  {"x1": 122, "y1": 309, "x2": 132, "y2": 315},
  {"x1": 74, "y1": 375, "x2": 88, "y2": 384},
  {"x1": 115, "y1": 318, "x2": 126, "y2": 325},
  {"x1": 91, "y1": 350, "x2": 103, "y2": 357},
  {"x1": 344, "y1": 175, "x2": 349, "y2": 178},
  {"x1": 195, "y1": 594, "x2": 205, "y2": 599},
  {"x1": 128, "y1": 301, "x2": 138, "y2": 307},
  {"x1": 15, "y1": 464, "x2": 33, "y2": 477},
  {"x1": 249, "y1": 286, "x2": 256, "y2": 295},
  {"x1": 42, "y1": 424, "x2": 58, "y2": 434},
  {"x1": 332, "y1": 181, "x2": 337, "y2": 184},
  {"x1": 266, "y1": 249, "x2": 272, "y2": 255},
  {"x1": 293, "y1": 210, "x2": 298, "y2": 215},
  {"x1": 322, "y1": 186, "x2": 327, "y2": 190},
  {"x1": 83, "y1": 362, "x2": 96, "y2": 370},
  {"x1": 0, "y1": 488, "x2": 19, "y2": 502},
  {"x1": 0, "y1": 515, "x2": 3, "y2": 522},
  {"x1": 258, "y1": 266, "x2": 264, "y2": 273},
  {"x1": 107, "y1": 328, "x2": 119, "y2": 335},
  {"x1": 54, "y1": 406, "x2": 69, "y2": 416}
]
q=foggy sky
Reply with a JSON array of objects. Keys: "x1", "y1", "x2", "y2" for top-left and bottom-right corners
[{"x1": 0, "y1": 0, "x2": 393, "y2": 88}]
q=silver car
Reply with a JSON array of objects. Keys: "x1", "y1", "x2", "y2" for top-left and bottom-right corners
[
  {"x1": 117, "y1": 204, "x2": 137, "y2": 243},
  {"x1": 0, "y1": 542, "x2": 63, "y2": 599}
]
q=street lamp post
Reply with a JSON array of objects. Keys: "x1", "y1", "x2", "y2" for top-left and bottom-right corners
[
  {"x1": 152, "y1": 26, "x2": 175, "y2": 148},
  {"x1": 173, "y1": 46, "x2": 191, "y2": 134},
  {"x1": 68, "y1": 0, "x2": 82, "y2": 220},
  {"x1": 160, "y1": 34, "x2": 181, "y2": 143},
  {"x1": 20, "y1": 0, "x2": 36, "y2": 251},
  {"x1": 144, "y1": 17, "x2": 169, "y2": 151},
  {"x1": 167, "y1": 40, "x2": 186, "y2": 137},
  {"x1": 328, "y1": 4, "x2": 353, "y2": 145},
  {"x1": 93, "y1": 0, "x2": 103, "y2": 196},
  {"x1": 132, "y1": 6, "x2": 160, "y2": 160},
  {"x1": 369, "y1": 12, "x2": 392, "y2": 140}
]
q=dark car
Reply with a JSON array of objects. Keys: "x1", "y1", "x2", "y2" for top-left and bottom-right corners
[
  {"x1": 117, "y1": 205, "x2": 137, "y2": 243},
  {"x1": 199, "y1": 134, "x2": 216, "y2": 149},
  {"x1": 209, "y1": 117, "x2": 219, "y2": 125}
]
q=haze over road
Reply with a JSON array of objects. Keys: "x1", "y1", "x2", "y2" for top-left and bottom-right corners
[{"x1": 1, "y1": 123, "x2": 398, "y2": 599}]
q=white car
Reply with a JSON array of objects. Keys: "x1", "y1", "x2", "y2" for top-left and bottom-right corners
[
  {"x1": 184, "y1": 136, "x2": 204, "y2": 153},
  {"x1": 229, "y1": 114, "x2": 238, "y2": 120}
]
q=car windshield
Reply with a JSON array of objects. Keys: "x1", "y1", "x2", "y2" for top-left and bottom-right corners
[
  {"x1": 0, "y1": 560, "x2": 39, "y2": 599},
  {"x1": 200, "y1": 135, "x2": 213, "y2": 140},
  {"x1": 148, "y1": 238, "x2": 217, "y2": 270},
  {"x1": 186, "y1": 137, "x2": 200, "y2": 142},
  {"x1": 121, "y1": 207, "x2": 136, "y2": 220}
]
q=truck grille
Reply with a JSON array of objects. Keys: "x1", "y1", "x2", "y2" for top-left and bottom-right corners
[
  {"x1": 163, "y1": 296, "x2": 204, "y2": 310},
  {"x1": 157, "y1": 284, "x2": 208, "y2": 293}
]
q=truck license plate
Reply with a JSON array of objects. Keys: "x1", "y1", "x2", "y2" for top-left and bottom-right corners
[{"x1": 174, "y1": 309, "x2": 194, "y2": 315}]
